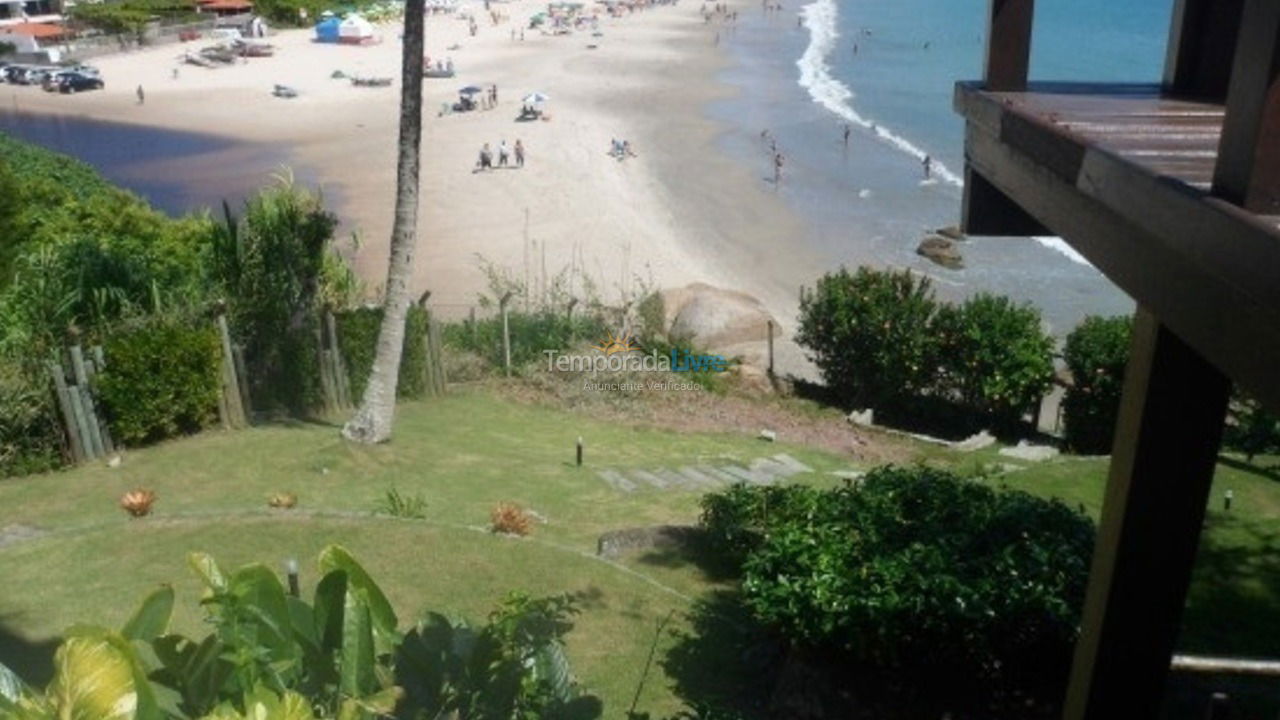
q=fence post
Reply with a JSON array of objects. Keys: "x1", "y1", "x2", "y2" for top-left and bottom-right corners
[
  {"x1": 315, "y1": 318, "x2": 338, "y2": 415},
  {"x1": 69, "y1": 344, "x2": 106, "y2": 459},
  {"x1": 216, "y1": 313, "x2": 247, "y2": 427},
  {"x1": 83, "y1": 349, "x2": 115, "y2": 455},
  {"x1": 325, "y1": 311, "x2": 352, "y2": 409},
  {"x1": 766, "y1": 320, "x2": 776, "y2": 377},
  {"x1": 500, "y1": 291, "x2": 513, "y2": 377},
  {"x1": 232, "y1": 344, "x2": 252, "y2": 418},
  {"x1": 429, "y1": 314, "x2": 447, "y2": 394},
  {"x1": 48, "y1": 361, "x2": 85, "y2": 463}
]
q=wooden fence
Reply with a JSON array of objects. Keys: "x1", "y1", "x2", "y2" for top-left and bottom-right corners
[{"x1": 48, "y1": 310, "x2": 448, "y2": 465}]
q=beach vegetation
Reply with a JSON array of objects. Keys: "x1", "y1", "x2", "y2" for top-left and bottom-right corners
[
  {"x1": 209, "y1": 176, "x2": 336, "y2": 416},
  {"x1": 696, "y1": 467, "x2": 1094, "y2": 718},
  {"x1": 0, "y1": 547, "x2": 600, "y2": 720},
  {"x1": 796, "y1": 266, "x2": 941, "y2": 412},
  {"x1": 1061, "y1": 315, "x2": 1131, "y2": 454},
  {"x1": 936, "y1": 293, "x2": 1055, "y2": 429},
  {"x1": 334, "y1": 305, "x2": 430, "y2": 401},
  {"x1": 1226, "y1": 395, "x2": 1280, "y2": 462},
  {"x1": 96, "y1": 317, "x2": 223, "y2": 446},
  {"x1": 69, "y1": 0, "x2": 199, "y2": 37}
]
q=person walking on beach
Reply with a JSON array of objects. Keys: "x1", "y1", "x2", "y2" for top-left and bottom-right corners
[
  {"x1": 136, "y1": 85, "x2": 145, "y2": 105},
  {"x1": 773, "y1": 152, "x2": 784, "y2": 185},
  {"x1": 922, "y1": 154, "x2": 932, "y2": 179},
  {"x1": 491, "y1": 84, "x2": 499, "y2": 105},
  {"x1": 498, "y1": 140, "x2": 510, "y2": 167},
  {"x1": 515, "y1": 139, "x2": 525, "y2": 167},
  {"x1": 478, "y1": 143, "x2": 493, "y2": 171}
]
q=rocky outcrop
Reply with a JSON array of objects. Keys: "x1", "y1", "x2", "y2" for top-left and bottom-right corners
[
  {"x1": 660, "y1": 283, "x2": 779, "y2": 349},
  {"x1": 916, "y1": 235, "x2": 964, "y2": 269},
  {"x1": 935, "y1": 225, "x2": 966, "y2": 240}
]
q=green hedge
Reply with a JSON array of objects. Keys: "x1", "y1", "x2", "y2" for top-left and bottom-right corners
[
  {"x1": 937, "y1": 293, "x2": 1055, "y2": 428},
  {"x1": 1062, "y1": 316, "x2": 1132, "y2": 454},
  {"x1": 797, "y1": 268, "x2": 1054, "y2": 430},
  {"x1": 796, "y1": 267, "x2": 940, "y2": 411},
  {"x1": 335, "y1": 306, "x2": 429, "y2": 401},
  {"x1": 0, "y1": 364, "x2": 64, "y2": 478},
  {"x1": 97, "y1": 319, "x2": 222, "y2": 446},
  {"x1": 708, "y1": 467, "x2": 1095, "y2": 716}
]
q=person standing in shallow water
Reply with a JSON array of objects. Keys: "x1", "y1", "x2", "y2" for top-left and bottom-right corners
[
  {"x1": 136, "y1": 85, "x2": 145, "y2": 104},
  {"x1": 922, "y1": 154, "x2": 932, "y2": 179}
]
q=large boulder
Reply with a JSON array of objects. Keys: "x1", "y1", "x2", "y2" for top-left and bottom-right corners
[
  {"x1": 916, "y1": 235, "x2": 964, "y2": 269},
  {"x1": 660, "y1": 283, "x2": 779, "y2": 349}
]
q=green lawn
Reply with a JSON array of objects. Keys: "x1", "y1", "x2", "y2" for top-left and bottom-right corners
[{"x1": 0, "y1": 386, "x2": 1276, "y2": 717}]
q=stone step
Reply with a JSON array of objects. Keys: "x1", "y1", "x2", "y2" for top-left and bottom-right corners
[{"x1": 597, "y1": 469, "x2": 636, "y2": 492}]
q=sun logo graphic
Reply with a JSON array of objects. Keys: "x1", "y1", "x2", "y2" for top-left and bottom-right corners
[{"x1": 593, "y1": 330, "x2": 638, "y2": 355}]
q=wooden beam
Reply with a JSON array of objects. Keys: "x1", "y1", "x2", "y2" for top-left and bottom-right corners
[
  {"x1": 1163, "y1": 0, "x2": 1245, "y2": 100},
  {"x1": 1063, "y1": 309, "x2": 1230, "y2": 720},
  {"x1": 983, "y1": 0, "x2": 1035, "y2": 91},
  {"x1": 1212, "y1": 0, "x2": 1280, "y2": 213},
  {"x1": 960, "y1": 165, "x2": 1048, "y2": 235},
  {"x1": 955, "y1": 86, "x2": 1280, "y2": 413}
]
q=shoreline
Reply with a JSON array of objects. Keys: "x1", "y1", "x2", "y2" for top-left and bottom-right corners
[{"x1": 2, "y1": 1, "x2": 823, "y2": 367}]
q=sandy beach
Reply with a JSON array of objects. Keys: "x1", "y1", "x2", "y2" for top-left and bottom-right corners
[{"x1": 6, "y1": 0, "x2": 824, "y2": 365}]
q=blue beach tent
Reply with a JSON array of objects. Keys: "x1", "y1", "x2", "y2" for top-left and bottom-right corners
[{"x1": 315, "y1": 16, "x2": 341, "y2": 43}]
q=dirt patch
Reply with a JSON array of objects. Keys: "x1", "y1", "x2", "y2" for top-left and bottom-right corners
[{"x1": 495, "y1": 372, "x2": 915, "y2": 464}]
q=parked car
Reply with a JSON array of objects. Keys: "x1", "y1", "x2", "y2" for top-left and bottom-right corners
[
  {"x1": 57, "y1": 72, "x2": 104, "y2": 93},
  {"x1": 3, "y1": 65, "x2": 32, "y2": 84}
]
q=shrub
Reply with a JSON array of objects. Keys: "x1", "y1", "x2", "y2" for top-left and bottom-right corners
[
  {"x1": 0, "y1": 364, "x2": 64, "y2": 477},
  {"x1": 491, "y1": 502, "x2": 534, "y2": 535},
  {"x1": 444, "y1": 308, "x2": 607, "y2": 372},
  {"x1": 97, "y1": 319, "x2": 222, "y2": 445},
  {"x1": 733, "y1": 466, "x2": 1095, "y2": 715},
  {"x1": 376, "y1": 487, "x2": 427, "y2": 518},
  {"x1": 1224, "y1": 394, "x2": 1280, "y2": 461},
  {"x1": 119, "y1": 488, "x2": 156, "y2": 517},
  {"x1": 334, "y1": 305, "x2": 429, "y2": 400},
  {"x1": 211, "y1": 177, "x2": 336, "y2": 416},
  {"x1": 0, "y1": 547, "x2": 601, "y2": 720},
  {"x1": 796, "y1": 267, "x2": 940, "y2": 411},
  {"x1": 936, "y1": 293, "x2": 1055, "y2": 428},
  {"x1": 1062, "y1": 315, "x2": 1132, "y2": 454},
  {"x1": 699, "y1": 483, "x2": 822, "y2": 571}
]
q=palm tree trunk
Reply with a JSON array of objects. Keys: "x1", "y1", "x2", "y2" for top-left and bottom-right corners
[{"x1": 342, "y1": 0, "x2": 426, "y2": 444}]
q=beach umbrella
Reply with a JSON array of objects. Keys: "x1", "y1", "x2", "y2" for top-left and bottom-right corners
[
  {"x1": 459, "y1": 85, "x2": 484, "y2": 94},
  {"x1": 522, "y1": 91, "x2": 549, "y2": 104}
]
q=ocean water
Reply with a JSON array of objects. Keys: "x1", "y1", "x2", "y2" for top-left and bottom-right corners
[
  {"x1": 711, "y1": 0, "x2": 1173, "y2": 335},
  {"x1": 0, "y1": 111, "x2": 328, "y2": 216}
]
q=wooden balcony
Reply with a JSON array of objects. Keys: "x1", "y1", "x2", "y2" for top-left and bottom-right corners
[
  {"x1": 956, "y1": 79, "x2": 1280, "y2": 414},
  {"x1": 955, "y1": 1, "x2": 1280, "y2": 718}
]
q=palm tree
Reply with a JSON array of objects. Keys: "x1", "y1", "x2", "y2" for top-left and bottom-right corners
[{"x1": 342, "y1": 0, "x2": 426, "y2": 443}]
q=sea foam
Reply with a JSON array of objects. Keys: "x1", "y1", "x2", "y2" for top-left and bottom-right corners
[
  {"x1": 795, "y1": 0, "x2": 1093, "y2": 268},
  {"x1": 796, "y1": 0, "x2": 963, "y2": 188}
]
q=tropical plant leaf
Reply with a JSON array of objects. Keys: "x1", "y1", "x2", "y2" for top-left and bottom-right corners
[
  {"x1": 0, "y1": 658, "x2": 26, "y2": 705},
  {"x1": 122, "y1": 585, "x2": 175, "y2": 642},
  {"x1": 318, "y1": 546, "x2": 398, "y2": 642},
  {"x1": 312, "y1": 569, "x2": 348, "y2": 655},
  {"x1": 188, "y1": 553, "x2": 228, "y2": 594},
  {"x1": 338, "y1": 591, "x2": 376, "y2": 700},
  {"x1": 43, "y1": 630, "x2": 141, "y2": 720}
]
